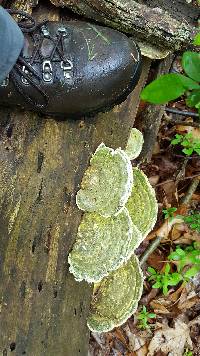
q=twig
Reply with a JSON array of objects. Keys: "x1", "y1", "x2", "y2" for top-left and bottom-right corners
[
  {"x1": 140, "y1": 236, "x2": 163, "y2": 266},
  {"x1": 175, "y1": 157, "x2": 189, "y2": 184},
  {"x1": 156, "y1": 173, "x2": 200, "y2": 187},
  {"x1": 170, "y1": 120, "x2": 200, "y2": 128},
  {"x1": 165, "y1": 107, "x2": 199, "y2": 118},
  {"x1": 181, "y1": 177, "x2": 200, "y2": 204}
]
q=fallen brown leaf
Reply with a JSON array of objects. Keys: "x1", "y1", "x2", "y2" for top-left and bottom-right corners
[{"x1": 147, "y1": 318, "x2": 193, "y2": 356}]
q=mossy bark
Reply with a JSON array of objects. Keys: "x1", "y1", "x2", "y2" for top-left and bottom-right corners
[{"x1": 50, "y1": 0, "x2": 196, "y2": 52}]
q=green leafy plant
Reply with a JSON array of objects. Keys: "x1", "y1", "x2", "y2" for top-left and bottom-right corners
[
  {"x1": 183, "y1": 212, "x2": 200, "y2": 232},
  {"x1": 171, "y1": 133, "x2": 200, "y2": 156},
  {"x1": 194, "y1": 33, "x2": 200, "y2": 46},
  {"x1": 163, "y1": 207, "x2": 177, "y2": 220},
  {"x1": 169, "y1": 244, "x2": 200, "y2": 280},
  {"x1": 141, "y1": 50, "x2": 200, "y2": 117},
  {"x1": 148, "y1": 244, "x2": 200, "y2": 296},
  {"x1": 147, "y1": 263, "x2": 182, "y2": 295},
  {"x1": 137, "y1": 305, "x2": 156, "y2": 329},
  {"x1": 184, "y1": 349, "x2": 193, "y2": 356}
]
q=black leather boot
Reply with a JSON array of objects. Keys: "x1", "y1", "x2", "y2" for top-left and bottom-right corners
[{"x1": 0, "y1": 10, "x2": 142, "y2": 119}]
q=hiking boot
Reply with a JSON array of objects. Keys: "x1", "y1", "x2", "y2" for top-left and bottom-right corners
[{"x1": 0, "y1": 10, "x2": 142, "y2": 119}]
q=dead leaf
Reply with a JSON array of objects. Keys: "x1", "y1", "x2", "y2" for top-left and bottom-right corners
[
  {"x1": 178, "y1": 281, "x2": 200, "y2": 312},
  {"x1": 147, "y1": 250, "x2": 165, "y2": 271},
  {"x1": 150, "y1": 300, "x2": 170, "y2": 315},
  {"x1": 168, "y1": 283, "x2": 185, "y2": 302},
  {"x1": 147, "y1": 319, "x2": 193, "y2": 356},
  {"x1": 148, "y1": 175, "x2": 160, "y2": 186},
  {"x1": 123, "y1": 324, "x2": 148, "y2": 353}
]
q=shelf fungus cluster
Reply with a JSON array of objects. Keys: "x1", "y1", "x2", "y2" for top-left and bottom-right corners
[{"x1": 68, "y1": 128, "x2": 158, "y2": 332}]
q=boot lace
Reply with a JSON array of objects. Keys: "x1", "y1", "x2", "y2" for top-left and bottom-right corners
[{"x1": 6, "y1": 9, "x2": 72, "y2": 111}]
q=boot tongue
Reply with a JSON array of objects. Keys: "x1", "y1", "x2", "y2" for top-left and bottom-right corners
[{"x1": 22, "y1": 35, "x2": 55, "y2": 60}]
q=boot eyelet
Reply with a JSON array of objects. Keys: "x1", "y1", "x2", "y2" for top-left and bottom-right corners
[
  {"x1": 22, "y1": 66, "x2": 30, "y2": 85},
  {"x1": 42, "y1": 60, "x2": 53, "y2": 82},
  {"x1": 1, "y1": 76, "x2": 9, "y2": 87},
  {"x1": 57, "y1": 27, "x2": 68, "y2": 37},
  {"x1": 61, "y1": 60, "x2": 73, "y2": 80},
  {"x1": 41, "y1": 25, "x2": 50, "y2": 37}
]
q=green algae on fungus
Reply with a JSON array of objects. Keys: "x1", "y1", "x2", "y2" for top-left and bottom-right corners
[
  {"x1": 126, "y1": 168, "x2": 158, "y2": 238},
  {"x1": 87, "y1": 254, "x2": 143, "y2": 332},
  {"x1": 68, "y1": 208, "x2": 136, "y2": 283},
  {"x1": 125, "y1": 128, "x2": 144, "y2": 160},
  {"x1": 76, "y1": 143, "x2": 133, "y2": 217}
]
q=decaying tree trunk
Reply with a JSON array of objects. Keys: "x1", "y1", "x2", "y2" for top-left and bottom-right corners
[
  {"x1": 0, "y1": 1, "x2": 151, "y2": 350},
  {"x1": 0, "y1": 0, "x2": 197, "y2": 354},
  {"x1": 50, "y1": 0, "x2": 198, "y2": 54}
]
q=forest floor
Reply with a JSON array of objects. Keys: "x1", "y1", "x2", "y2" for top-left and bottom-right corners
[{"x1": 89, "y1": 54, "x2": 200, "y2": 356}]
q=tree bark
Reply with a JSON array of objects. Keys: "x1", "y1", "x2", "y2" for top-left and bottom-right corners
[
  {"x1": 50, "y1": 0, "x2": 197, "y2": 53},
  {"x1": 0, "y1": 2, "x2": 151, "y2": 351},
  {"x1": 0, "y1": 73, "x2": 149, "y2": 355}
]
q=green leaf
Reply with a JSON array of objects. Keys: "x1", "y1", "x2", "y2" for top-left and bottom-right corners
[
  {"x1": 182, "y1": 52, "x2": 200, "y2": 82},
  {"x1": 193, "y1": 33, "x2": 200, "y2": 45},
  {"x1": 141, "y1": 59, "x2": 199, "y2": 105},
  {"x1": 186, "y1": 89, "x2": 200, "y2": 108},
  {"x1": 177, "y1": 74, "x2": 200, "y2": 90},
  {"x1": 141, "y1": 74, "x2": 185, "y2": 104},
  {"x1": 148, "y1": 313, "x2": 156, "y2": 318},
  {"x1": 163, "y1": 284, "x2": 169, "y2": 295},
  {"x1": 182, "y1": 148, "x2": 194, "y2": 155},
  {"x1": 171, "y1": 134, "x2": 184, "y2": 145},
  {"x1": 142, "y1": 305, "x2": 147, "y2": 313},
  {"x1": 169, "y1": 273, "x2": 182, "y2": 285},
  {"x1": 169, "y1": 252, "x2": 181, "y2": 260},
  {"x1": 147, "y1": 267, "x2": 157, "y2": 275},
  {"x1": 184, "y1": 266, "x2": 200, "y2": 279},
  {"x1": 165, "y1": 263, "x2": 171, "y2": 274},
  {"x1": 152, "y1": 281, "x2": 161, "y2": 289},
  {"x1": 176, "y1": 248, "x2": 186, "y2": 257}
]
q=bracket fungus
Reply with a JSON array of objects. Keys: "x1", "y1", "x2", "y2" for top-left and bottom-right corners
[
  {"x1": 125, "y1": 128, "x2": 144, "y2": 160},
  {"x1": 87, "y1": 254, "x2": 143, "y2": 333},
  {"x1": 68, "y1": 208, "x2": 143, "y2": 283},
  {"x1": 76, "y1": 143, "x2": 133, "y2": 217},
  {"x1": 68, "y1": 133, "x2": 158, "y2": 332},
  {"x1": 126, "y1": 168, "x2": 158, "y2": 237}
]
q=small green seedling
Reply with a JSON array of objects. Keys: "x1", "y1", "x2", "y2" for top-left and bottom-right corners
[
  {"x1": 137, "y1": 306, "x2": 156, "y2": 329},
  {"x1": 171, "y1": 133, "x2": 200, "y2": 156},
  {"x1": 163, "y1": 207, "x2": 177, "y2": 220},
  {"x1": 183, "y1": 212, "x2": 200, "y2": 233},
  {"x1": 169, "y1": 244, "x2": 200, "y2": 281},
  {"x1": 184, "y1": 349, "x2": 193, "y2": 356},
  {"x1": 148, "y1": 263, "x2": 182, "y2": 295}
]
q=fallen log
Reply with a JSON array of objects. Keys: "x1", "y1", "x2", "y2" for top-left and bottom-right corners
[
  {"x1": 0, "y1": 3, "x2": 151, "y2": 354},
  {"x1": 50, "y1": 0, "x2": 198, "y2": 56}
]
